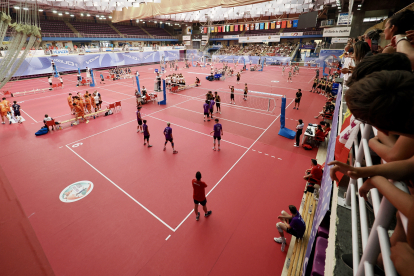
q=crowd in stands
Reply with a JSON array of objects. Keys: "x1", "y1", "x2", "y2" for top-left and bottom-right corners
[
  {"x1": 325, "y1": 9, "x2": 414, "y2": 276},
  {"x1": 217, "y1": 43, "x2": 297, "y2": 57}
]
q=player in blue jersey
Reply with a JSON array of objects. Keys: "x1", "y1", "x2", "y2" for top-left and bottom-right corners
[
  {"x1": 163, "y1": 122, "x2": 178, "y2": 154},
  {"x1": 210, "y1": 118, "x2": 223, "y2": 151}
]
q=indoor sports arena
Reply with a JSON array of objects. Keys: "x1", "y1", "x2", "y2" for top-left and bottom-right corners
[{"x1": 1, "y1": 0, "x2": 414, "y2": 275}]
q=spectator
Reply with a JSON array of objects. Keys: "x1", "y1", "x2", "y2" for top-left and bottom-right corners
[
  {"x1": 274, "y1": 205, "x2": 306, "y2": 252},
  {"x1": 43, "y1": 114, "x2": 54, "y2": 130},
  {"x1": 353, "y1": 41, "x2": 371, "y2": 64},
  {"x1": 304, "y1": 159, "x2": 323, "y2": 192},
  {"x1": 383, "y1": 10, "x2": 414, "y2": 54},
  {"x1": 294, "y1": 119, "x2": 304, "y2": 147}
]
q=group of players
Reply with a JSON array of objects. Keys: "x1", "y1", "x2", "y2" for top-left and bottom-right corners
[
  {"x1": 282, "y1": 64, "x2": 300, "y2": 82},
  {"x1": 0, "y1": 97, "x2": 23, "y2": 124},
  {"x1": 67, "y1": 90, "x2": 103, "y2": 124},
  {"x1": 165, "y1": 73, "x2": 186, "y2": 89},
  {"x1": 310, "y1": 68, "x2": 339, "y2": 96}
]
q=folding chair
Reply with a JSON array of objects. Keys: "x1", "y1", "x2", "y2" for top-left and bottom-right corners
[
  {"x1": 107, "y1": 103, "x2": 116, "y2": 113},
  {"x1": 52, "y1": 84, "x2": 58, "y2": 88},
  {"x1": 114, "y1": 101, "x2": 121, "y2": 112},
  {"x1": 57, "y1": 83, "x2": 63, "y2": 89}
]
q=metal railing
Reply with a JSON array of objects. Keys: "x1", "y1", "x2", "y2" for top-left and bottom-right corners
[
  {"x1": 344, "y1": 122, "x2": 409, "y2": 276},
  {"x1": 41, "y1": 33, "x2": 177, "y2": 39},
  {"x1": 42, "y1": 33, "x2": 80, "y2": 37}
]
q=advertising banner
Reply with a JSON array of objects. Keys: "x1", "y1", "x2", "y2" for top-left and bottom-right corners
[
  {"x1": 331, "y1": 37, "x2": 349, "y2": 43},
  {"x1": 212, "y1": 54, "x2": 291, "y2": 65},
  {"x1": 182, "y1": 35, "x2": 191, "y2": 41},
  {"x1": 52, "y1": 49, "x2": 69, "y2": 55},
  {"x1": 323, "y1": 27, "x2": 351, "y2": 37},
  {"x1": 223, "y1": 35, "x2": 239, "y2": 39},
  {"x1": 281, "y1": 32, "x2": 304, "y2": 37},
  {"x1": 238, "y1": 35, "x2": 281, "y2": 43},
  {"x1": 337, "y1": 12, "x2": 353, "y2": 26},
  {"x1": 202, "y1": 35, "x2": 209, "y2": 40}
]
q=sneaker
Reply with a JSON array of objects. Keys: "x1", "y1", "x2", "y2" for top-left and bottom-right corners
[
  {"x1": 297, "y1": 108, "x2": 299, "y2": 110},
  {"x1": 163, "y1": 147, "x2": 166, "y2": 151},
  {"x1": 196, "y1": 212, "x2": 200, "y2": 221},
  {"x1": 2, "y1": 122, "x2": 4, "y2": 124},
  {"x1": 207, "y1": 119, "x2": 210, "y2": 122},
  {"x1": 9, "y1": 121, "x2": 11, "y2": 124},
  {"x1": 137, "y1": 129, "x2": 139, "y2": 133},
  {"x1": 233, "y1": 103, "x2": 235, "y2": 105},
  {"x1": 86, "y1": 120, "x2": 89, "y2": 124},
  {"x1": 294, "y1": 145, "x2": 299, "y2": 147},
  {"x1": 204, "y1": 119, "x2": 206, "y2": 122},
  {"x1": 218, "y1": 148, "x2": 220, "y2": 151},
  {"x1": 213, "y1": 147, "x2": 216, "y2": 151},
  {"x1": 173, "y1": 150, "x2": 178, "y2": 154},
  {"x1": 293, "y1": 107, "x2": 296, "y2": 109},
  {"x1": 148, "y1": 145, "x2": 152, "y2": 148},
  {"x1": 144, "y1": 143, "x2": 146, "y2": 146},
  {"x1": 274, "y1": 237, "x2": 286, "y2": 244},
  {"x1": 204, "y1": 210, "x2": 212, "y2": 217}
]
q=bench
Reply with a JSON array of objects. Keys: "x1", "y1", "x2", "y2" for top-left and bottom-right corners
[
  {"x1": 287, "y1": 192, "x2": 318, "y2": 276},
  {"x1": 56, "y1": 109, "x2": 109, "y2": 129}
]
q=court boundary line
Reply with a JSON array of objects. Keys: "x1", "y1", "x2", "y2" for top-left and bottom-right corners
[
  {"x1": 20, "y1": 109, "x2": 38, "y2": 123},
  {"x1": 172, "y1": 106, "x2": 266, "y2": 130},
  {"x1": 173, "y1": 98, "x2": 295, "y2": 231},
  {"x1": 65, "y1": 145, "x2": 176, "y2": 232},
  {"x1": 146, "y1": 114, "x2": 249, "y2": 149}
]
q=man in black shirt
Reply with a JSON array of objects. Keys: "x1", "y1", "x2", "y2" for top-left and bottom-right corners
[{"x1": 294, "y1": 89, "x2": 302, "y2": 110}]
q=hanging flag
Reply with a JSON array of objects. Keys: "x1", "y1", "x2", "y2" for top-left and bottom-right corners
[
  {"x1": 293, "y1": 20, "x2": 298, "y2": 28},
  {"x1": 235, "y1": 25, "x2": 238, "y2": 31},
  {"x1": 230, "y1": 25, "x2": 234, "y2": 31},
  {"x1": 265, "y1": 22, "x2": 269, "y2": 29},
  {"x1": 255, "y1": 23, "x2": 259, "y2": 30},
  {"x1": 240, "y1": 24, "x2": 243, "y2": 31},
  {"x1": 334, "y1": 113, "x2": 361, "y2": 183},
  {"x1": 217, "y1": 26, "x2": 220, "y2": 32},
  {"x1": 287, "y1": 20, "x2": 292, "y2": 28},
  {"x1": 276, "y1": 21, "x2": 281, "y2": 28},
  {"x1": 271, "y1": 22, "x2": 275, "y2": 29},
  {"x1": 260, "y1": 23, "x2": 264, "y2": 29},
  {"x1": 246, "y1": 24, "x2": 249, "y2": 30},
  {"x1": 250, "y1": 23, "x2": 254, "y2": 30},
  {"x1": 281, "y1": 21, "x2": 287, "y2": 28}
]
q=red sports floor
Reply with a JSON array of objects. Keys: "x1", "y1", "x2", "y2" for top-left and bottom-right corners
[{"x1": 0, "y1": 63, "x2": 326, "y2": 275}]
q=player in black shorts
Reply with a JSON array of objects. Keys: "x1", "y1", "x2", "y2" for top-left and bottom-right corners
[
  {"x1": 294, "y1": 89, "x2": 302, "y2": 110},
  {"x1": 12, "y1": 101, "x2": 22, "y2": 124},
  {"x1": 311, "y1": 78, "x2": 318, "y2": 93},
  {"x1": 229, "y1": 85, "x2": 235, "y2": 105},
  {"x1": 214, "y1": 92, "x2": 221, "y2": 114},
  {"x1": 236, "y1": 72, "x2": 240, "y2": 84},
  {"x1": 243, "y1": 83, "x2": 248, "y2": 101}
]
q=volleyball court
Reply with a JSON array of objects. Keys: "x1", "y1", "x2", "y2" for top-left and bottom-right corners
[{"x1": 1, "y1": 60, "x2": 327, "y2": 275}]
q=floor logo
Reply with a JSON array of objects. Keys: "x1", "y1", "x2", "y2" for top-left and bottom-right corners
[{"x1": 59, "y1": 181, "x2": 94, "y2": 203}]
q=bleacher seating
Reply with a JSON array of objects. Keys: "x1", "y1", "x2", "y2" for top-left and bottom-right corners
[
  {"x1": 112, "y1": 24, "x2": 148, "y2": 36},
  {"x1": 70, "y1": 21, "x2": 120, "y2": 36},
  {"x1": 40, "y1": 20, "x2": 74, "y2": 34},
  {"x1": 142, "y1": 26, "x2": 171, "y2": 37}
]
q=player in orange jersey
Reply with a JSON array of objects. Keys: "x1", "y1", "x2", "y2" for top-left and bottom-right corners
[
  {"x1": 73, "y1": 102, "x2": 88, "y2": 125},
  {"x1": 85, "y1": 95, "x2": 92, "y2": 113},
  {"x1": 67, "y1": 93, "x2": 74, "y2": 114}
]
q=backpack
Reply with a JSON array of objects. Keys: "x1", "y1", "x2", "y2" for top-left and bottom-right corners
[
  {"x1": 302, "y1": 144, "x2": 313, "y2": 150},
  {"x1": 35, "y1": 126, "x2": 49, "y2": 136}
]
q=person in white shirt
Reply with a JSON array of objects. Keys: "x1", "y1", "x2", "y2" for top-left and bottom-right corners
[
  {"x1": 295, "y1": 119, "x2": 304, "y2": 147},
  {"x1": 59, "y1": 76, "x2": 63, "y2": 86},
  {"x1": 43, "y1": 114, "x2": 54, "y2": 130},
  {"x1": 48, "y1": 76, "x2": 53, "y2": 90}
]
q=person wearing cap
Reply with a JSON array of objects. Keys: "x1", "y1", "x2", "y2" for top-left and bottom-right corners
[{"x1": 163, "y1": 122, "x2": 178, "y2": 154}]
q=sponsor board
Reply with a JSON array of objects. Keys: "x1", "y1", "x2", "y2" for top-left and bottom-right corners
[
  {"x1": 331, "y1": 37, "x2": 349, "y2": 43},
  {"x1": 238, "y1": 35, "x2": 280, "y2": 43},
  {"x1": 281, "y1": 32, "x2": 304, "y2": 37},
  {"x1": 337, "y1": 12, "x2": 353, "y2": 26},
  {"x1": 323, "y1": 27, "x2": 351, "y2": 37}
]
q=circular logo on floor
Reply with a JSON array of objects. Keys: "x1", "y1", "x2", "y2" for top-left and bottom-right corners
[{"x1": 59, "y1": 181, "x2": 94, "y2": 203}]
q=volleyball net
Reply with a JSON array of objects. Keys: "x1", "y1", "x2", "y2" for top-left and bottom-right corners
[{"x1": 170, "y1": 86, "x2": 278, "y2": 113}]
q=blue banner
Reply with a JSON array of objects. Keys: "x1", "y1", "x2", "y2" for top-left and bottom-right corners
[
  {"x1": 52, "y1": 49, "x2": 69, "y2": 55},
  {"x1": 186, "y1": 49, "x2": 203, "y2": 60},
  {"x1": 303, "y1": 49, "x2": 343, "y2": 67},
  {"x1": 212, "y1": 55, "x2": 291, "y2": 65},
  {"x1": 293, "y1": 20, "x2": 298, "y2": 28},
  {"x1": 301, "y1": 85, "x2": 342, "y2": 276},
  {"x1": 12, "y1": 50, "x2": 180, "y2": 77},
  {"x1": 260, "y1": 23, "x2": 264, "y2": 30}
]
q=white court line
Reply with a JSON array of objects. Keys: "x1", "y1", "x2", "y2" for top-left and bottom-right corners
[
  {"x1": 66, "y1": 145, "x2": 175, "y2": 232},
  {"x1": 173, "y1": 106, "x2": 266, "y2": 130},
  {"x1": 146, "y1": 115, "x2": 248, "y2": 149},
  {"x1": 99, "y1": 87, "x2": 134, "y2": 97},
  {"x1": 165, "y1": 235, "x2": 171, "y2": 241},
  {"x1": 20, "y1": 109, "x2": 37, "y2": 123},
  {"x1": 173, "y1": 98, "x2": 295, "y2": 232},
  {"x1": 65, "y1": 98, "x2": 194, "y2": 146}
]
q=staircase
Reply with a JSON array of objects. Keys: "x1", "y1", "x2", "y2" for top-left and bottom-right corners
[
  {"x1": 109, "y1": 23, "x2": 124, "y2": 37},
  {"x1": 138, "y1": 26, "x2": 154, "y2": 38},
  {"x1": 65, "y1": 21, "x2": 81, "y2": 37}
]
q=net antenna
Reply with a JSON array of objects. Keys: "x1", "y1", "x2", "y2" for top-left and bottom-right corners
[{"x1": 0, "y1": 0, "x2": 41, "y2": 90}]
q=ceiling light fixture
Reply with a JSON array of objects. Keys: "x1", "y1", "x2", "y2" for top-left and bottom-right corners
[
  {"x1": 65, "y1": 12, "x2": 69, "y2": 14},
  {"x1": 81, "y1": 13, "x2": 84, "y2": 16},
  {"x1": 70, "y1": 14, "x2": 74, "y2": 17},
  {"x1": 109, "y1": 16, "x2": 112, "y2": 19},
  {"x1": 39, "y1": 9, "x2": 43, "y2": 12},
  {"x1": 53, "y1": 10, "x2": 57, "y2": 13},
  {"x1": 23, "y1": 7, "x2": 28, "y2": 10},
  {"x1": 58, "y1": 13, "x2": 62, "y2": 16},
  {"x1": 87, "y1": 14, "x2": 91, "y2": 16},
  {"x1": 14, "y1": 6, "x2": 20, "y2": 9}
]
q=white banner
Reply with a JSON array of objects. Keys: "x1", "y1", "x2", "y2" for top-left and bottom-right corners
[
  {"x1": 52, "y1": 49, "x2": 69, "y2": 55},
  {"x1": 323, "y1": 27, "x2": 351, "y2": 37},
  {"x1": 159, "y1": 46, "x2": 173, "y2": 50},
  {"x1": 202, "y1": 35, "x2": 209, "y2": 40},
  {"x1": 223, "y1": 35, "x2": 239, "y2": 39},
  {"x1": 238, "y1": 35, "x2": 280, "y2": 43},
  {"x1": 183, "y1": 35, "x2": 191, "y2": 41},
  {"x1": 331, "y1": 37, "x2": 349, "y2": 43},
  {"x1": 281, "y1": 32, "x2": 303, "y2": 37},
  {"x1": 143, "y1": 47, "x2": 154, "y2": 51},
  {"x1": 337, "y1": 12, "x2": 353, "y2": 25},
  {"x1": 184, "y1": 41, "x2": 191, "y2": 45}
]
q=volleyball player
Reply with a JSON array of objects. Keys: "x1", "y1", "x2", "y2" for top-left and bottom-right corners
[
  {"x1": 209, "y1": 97, "x2": 215, "y2": 119},
  {"x1": 229, "y1": 85, "x2": 235, "y2": 105},
  {"x1": 288, "y1": 71, "x2": 292, "y2": 82},
  {"x1": 142, "y1": 120, "x2": 152, "y2": 147},
  {"x1": 294, "y1": 89, "x2": 302, "y2": 110},
  {"x1": 282, "y1": 66, "x2": 285, "y2": 76},
  {"x1": 67, "y1": 93, "x2": 74, "y2": 114},
  {"x1": 210, "y1": 118, "x2": 223, "y2": 151},
  {"x1": 136, "y1": 106, "x2": 143, "y2": 133},
  {"x1": 59, "y1": 76, "x2": 63, "y2": 87},
  {"x1": 48, "y1": 76, "x2": 53, "y2": 90},
  {"x1": 310, "y1": 78, "x2": 318, "y2": 93},
  {"x1": 215, "y1": 92, "x2": 221, "y2": 114},
  {"x1": 163, "y1": 122, "x2": 178, "y2": 153},
  {"x1": 73, "y1": 102, "x2": 88, "y2": 125},
  {"x1": 12, "y1": 101, "x2": 22, "y2": 124},
  {"x1": 244, "y1": 83, "x2": 248, "y2": 101},
  {"x1": 236, "y1": 72, "x2": 240, "y2": 84},
  {"x1": 0, "y1": 100, "x2": 8, "y2": 124},
  {"x1": 203, "y1": 100, "x2": 210, "y2": 122}
]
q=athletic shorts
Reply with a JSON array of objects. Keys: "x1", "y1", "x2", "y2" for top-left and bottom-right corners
[
  {"x1": 214, "y1": 136, "x2": 221, "y2": 141},
  {"x1": 312, "y1": 83, "x2": 316, "y2": 88},
  {"x1": 244, "y1": 92, "x2": 247, "y2": 96},
  {"x1": 210, "y1": 109, "x2": 213, "y2": 113},
  {"x1": 194, "y1": 198, "x2": 207, "y2": 206},
  {"x1": 138, "y1": 120, "x2": 142, "y2": 126},
  {"x1": 204, "y1": 112, "x2": 209, "y2": 116},
  {"x1": 295, "y1": 98, "x2": 301, "y2": 103},
  {"x1": 216, "y1": 103, "x2": 220, "y2": 108},
  {"x1": 237, "y1": 77, "x2": 240, "y2": 81},
  {"x1": 230, "y1": 94, "x2": 234, "y2": 99},
  {"x1": 14, "y1": 111, "x2": 21, "y2": 117},
  {"x1": 144, "y1": 135, "x2": 150, "y2": 140},
  {"x1": 165, "y1": 138, "x2": 173, "y2": 143},
  {"x1": 287, "y1": 227, "x2": 302, "y2": 238}
]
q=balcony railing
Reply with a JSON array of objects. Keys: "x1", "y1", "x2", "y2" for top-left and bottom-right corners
[{"x1": 41, "y1": 32, "x2": 177, "y2": 40}]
